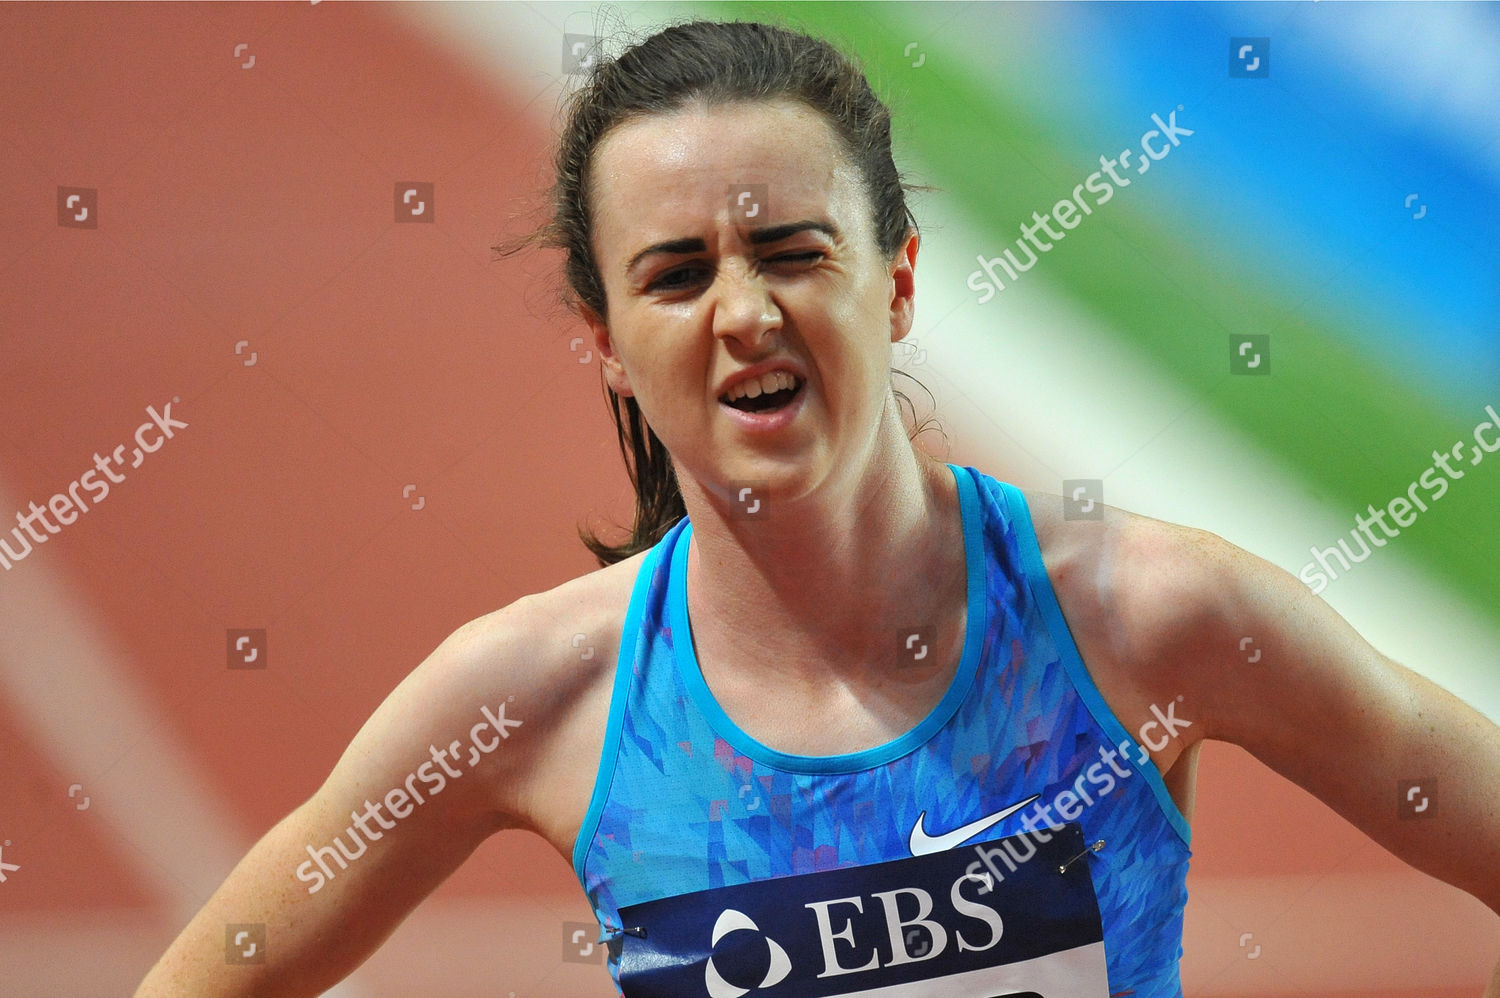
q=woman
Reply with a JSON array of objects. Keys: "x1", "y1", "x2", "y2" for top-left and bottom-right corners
[{"x1": 135, "y1": 18, "x2": 1500, "y2": 997}]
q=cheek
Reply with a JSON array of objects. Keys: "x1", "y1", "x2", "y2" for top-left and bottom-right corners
[
  {"x1": 621, "y1": 333, "x2": 706, "y2": 419},
  {"x1": 819, "y1": 285, "x2": 892, "y2": 390}
]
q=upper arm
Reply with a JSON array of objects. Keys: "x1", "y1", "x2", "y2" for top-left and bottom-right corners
[
  {"x1": 137, "y1": 596, "x2": 550, "y2": 997},
  {"x1": 1113, "y1": 516, "x2": 1500, "y2": 916},
  {"x1": 314, "y1": 598, "x2": 539, "y2": 833}
]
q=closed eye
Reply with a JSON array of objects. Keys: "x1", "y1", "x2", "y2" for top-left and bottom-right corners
[{"x1": 646, "y1": 252, "x2": 825, "y2": 292}]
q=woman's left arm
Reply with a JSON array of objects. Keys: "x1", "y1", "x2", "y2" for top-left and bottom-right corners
[{"x1": 1117, "y1": 517, "x2": 1500, "y2": 988}]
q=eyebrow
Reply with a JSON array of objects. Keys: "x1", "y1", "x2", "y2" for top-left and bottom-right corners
[{"x1": 624, "y1": 219, "x2": 839, "y2": 277}]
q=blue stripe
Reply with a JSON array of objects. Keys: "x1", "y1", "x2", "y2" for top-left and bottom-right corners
[
  {"x1": 991, "y1": 479, "x2": 1193, "y2": 847},
  {"x1": 949, "y1": 0, "x2": 1500, "y2": 391},
  {"x1": 570, "y1": 532, "x2": 678, "y2": 886}
]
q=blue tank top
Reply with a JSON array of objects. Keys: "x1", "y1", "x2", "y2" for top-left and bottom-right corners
[{"x1": 573, "y1": 463, "x2": 1192, "y2": 997}]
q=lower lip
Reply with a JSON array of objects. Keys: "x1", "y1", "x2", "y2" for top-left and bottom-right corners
[{"x1": 719, "y1": 383, "x2": 806, "y2": 433}]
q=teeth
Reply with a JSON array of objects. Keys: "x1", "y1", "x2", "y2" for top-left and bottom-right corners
[{"x1": 723, "y1": 370, "x2": 798, "y2": 402}]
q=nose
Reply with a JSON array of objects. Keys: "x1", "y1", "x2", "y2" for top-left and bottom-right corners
[{"x1": 710, "y1": 258, "x2": 782, "y2": 348}]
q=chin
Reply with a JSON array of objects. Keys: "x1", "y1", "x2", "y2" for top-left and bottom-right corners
[{"x1": 721, "y1": 454, "x2": 830, "y2": 499}]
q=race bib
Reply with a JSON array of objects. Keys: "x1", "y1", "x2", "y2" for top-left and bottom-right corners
[{"x1": 618, "y1": 822, "x2": 1108, "y2": 997}]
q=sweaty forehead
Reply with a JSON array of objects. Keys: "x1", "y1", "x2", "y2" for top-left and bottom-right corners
[{"x1": 589, "y1": 100, "x2": 859, "y2": 240}]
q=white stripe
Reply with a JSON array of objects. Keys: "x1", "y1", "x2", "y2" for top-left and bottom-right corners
[
  {"x1": 903, "y1": 192, "x2": 1500, "y2": 722},
  {"x1": 0, "y1": 477, "x2": 375, "y2": 997},
  {"x1": 0, "y1": 476, "x2": 246, "y2": 919}
]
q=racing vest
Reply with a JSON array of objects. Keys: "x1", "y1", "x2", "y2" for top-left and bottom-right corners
[{"x1": 573, "y1": 463, "x2": 1192, "y2": 997}]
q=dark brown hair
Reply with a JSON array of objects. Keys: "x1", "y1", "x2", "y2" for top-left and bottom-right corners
[{"x1": 495, "y1": 18, "x2": 943, "y2": 567}]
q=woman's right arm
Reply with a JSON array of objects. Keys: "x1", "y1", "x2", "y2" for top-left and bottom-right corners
[{"x1": 133, "y1": 596, "x2": 550, "y2": 997}]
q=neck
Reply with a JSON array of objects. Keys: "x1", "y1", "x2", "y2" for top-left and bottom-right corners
[{"x1": 676, "y1": 418, "x2": 964, "y2": 687}]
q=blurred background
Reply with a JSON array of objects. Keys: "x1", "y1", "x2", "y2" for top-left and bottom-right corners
[{"x1": 1, "y1": 1, "x2": 1497, "y2": 995}]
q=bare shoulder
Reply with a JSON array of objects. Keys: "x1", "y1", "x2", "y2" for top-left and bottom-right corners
[
  {"x1": 1016, "y1": 487, "x2": 1233, "y2": 765},
  {"x1": 452, "y1": 549, "x2": 646, "y2": 853},
  {"x1": 1020, "y1": 488, "x2": 1228, "y2": 643},
  {"x1": 465, "y1": 551, "x2": 641, "y2": 712}
]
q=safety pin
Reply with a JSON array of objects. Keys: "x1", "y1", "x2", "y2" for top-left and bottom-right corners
[
  {"x1": 602, "y1": 921, "x2": 648, "y2": 939},
  {"x1": 1058, "y1": 839, "x2": 1105, "y2": 874}
]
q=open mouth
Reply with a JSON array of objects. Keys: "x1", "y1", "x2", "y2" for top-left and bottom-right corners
[{"x1": 721, "y1": 378, "x2": 803, "y2": 414}]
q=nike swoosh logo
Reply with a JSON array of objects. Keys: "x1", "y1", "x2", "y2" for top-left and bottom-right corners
[{"x1": 908, "y1": 794, "x2": 1041, "y2": 856}]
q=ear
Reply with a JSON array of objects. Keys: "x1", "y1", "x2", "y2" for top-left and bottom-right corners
[
  {"x1": 583, "y1": 302, "x2": 633, "y2": 397},
  {"x1": 888, "y1": 227, "x2": 919, "y2": 346}
]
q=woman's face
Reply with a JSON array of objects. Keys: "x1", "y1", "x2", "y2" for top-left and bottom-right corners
[{"x1": 584, "y1": 98, "x2": 918, "y2": 507}]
